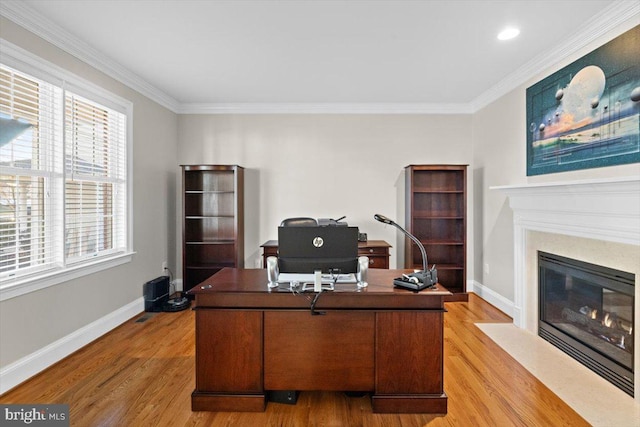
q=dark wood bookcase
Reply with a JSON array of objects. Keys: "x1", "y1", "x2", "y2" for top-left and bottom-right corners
[
  {"x1": 405, "y1": 165, "x2": 467, "y2": 301},
  {"x1": 181, "y1": 165, "x2": 244, "y2": 292}
]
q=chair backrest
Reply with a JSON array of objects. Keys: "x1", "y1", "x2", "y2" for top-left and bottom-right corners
[{"x1": 279, "y1": 217, "x2": 318, "y2": 227}]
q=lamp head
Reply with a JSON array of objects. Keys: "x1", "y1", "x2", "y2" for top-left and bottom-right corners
[{"x1": 374, "y1": 214, "x2": 394, "y2": 225}]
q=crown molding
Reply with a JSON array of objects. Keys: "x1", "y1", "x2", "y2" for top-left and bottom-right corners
[
  {"x1": 0, "y1": 0, "x2": 181, "y2": 113},
  {"x1": 469, "y1": 0, "x2": 640, "y2": 112},
  {"x1": 177, "y1": 102, "x2": 473, "y2": 115},
  {"x1": 1, "y1": 0, "x2": 638, "y2": 115}
]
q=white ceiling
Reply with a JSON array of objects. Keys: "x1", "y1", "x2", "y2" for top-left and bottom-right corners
[{"x1": 5, "y1": 0, "x2": 638, "y2": 113}]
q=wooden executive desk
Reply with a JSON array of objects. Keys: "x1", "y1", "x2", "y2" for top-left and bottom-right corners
[{"x1": 190, "y1": 268, "x2": 450, "y2": 414}]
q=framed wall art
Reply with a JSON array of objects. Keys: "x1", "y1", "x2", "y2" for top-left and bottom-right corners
[{"x1": 526, "y1": 25, "x2": 640, "y2": 176}]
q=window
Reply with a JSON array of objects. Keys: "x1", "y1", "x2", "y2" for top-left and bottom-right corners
[
  {"x1": 64, "y1": 93, "x2": 127, "y2": 263},
  {"x1": 0, "y1": 45, "x2": 132, "y2": 298}
]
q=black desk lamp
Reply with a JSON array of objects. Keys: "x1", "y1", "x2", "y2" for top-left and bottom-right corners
[{"x1": 374, "y1": 214, "x2": 437, "y2": 291}]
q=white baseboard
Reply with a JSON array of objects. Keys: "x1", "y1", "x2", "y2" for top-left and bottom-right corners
[
  {"x1": 0, "y1": 297, "x2": 144, "y2": 395},
  {"x1": 467, "y1": 280, "x2": 515, "y2": 319}
]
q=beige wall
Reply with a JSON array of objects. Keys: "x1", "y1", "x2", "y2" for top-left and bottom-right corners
[
  {"x1": 0, "y1": 18, "x2": 178, "y2": 367},
  {"x1": 472, "y1": 19, "x2": 640, "y2": 301},
  {"x1": 177, "y1": 114, "x2": 473, "y2": 270}
]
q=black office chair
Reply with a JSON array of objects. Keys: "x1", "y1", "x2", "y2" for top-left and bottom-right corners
[{"x1": 279, "y1": 217, "x2": 317, "y2": 227}]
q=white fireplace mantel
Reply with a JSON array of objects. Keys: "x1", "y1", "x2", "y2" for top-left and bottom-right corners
[
  {"x1": 491, "y1": 176, "x2": 640, "y2": 328},
  {"x1": 493, "y1": 176, "x2": 640, "y2": 246}
]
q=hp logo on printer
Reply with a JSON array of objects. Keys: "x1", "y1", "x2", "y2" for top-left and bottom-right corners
[{"x1": 313, "y1": 237, "x2": 324, "y2": 248}]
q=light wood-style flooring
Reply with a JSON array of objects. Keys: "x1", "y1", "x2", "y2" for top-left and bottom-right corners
[{"x1": 0, "y1": 294, "x2": 589, "y2": 426}]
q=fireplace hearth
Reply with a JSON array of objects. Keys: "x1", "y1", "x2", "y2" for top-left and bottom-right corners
[{"x1": 538, "y1": 251, "x2": 635, "y2": 396}]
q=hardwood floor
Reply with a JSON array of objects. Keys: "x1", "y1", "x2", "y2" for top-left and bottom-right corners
[{"x1": 0, "y1": 294, "x2": 589, "y2": 426}]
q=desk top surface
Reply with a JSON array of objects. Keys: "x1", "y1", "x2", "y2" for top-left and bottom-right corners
[
  {"x1": 261, "y1": 239, "x2": 391, "y2": 248},
  {"x1": 190, "y1": 268, "x2": 450, "y2": 310}
]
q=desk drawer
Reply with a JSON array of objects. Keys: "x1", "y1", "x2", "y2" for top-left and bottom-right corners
[
  {"x1": 359, "y1": 246, "x2": 388, "y2": 256},
  {"x1": 367, "y1": 256, "x2": 389, "y2": 269},
  {"x1": 359, "y1": 245, "x2": 390, "y2": 269},
  {"x1": 264, "y1": 311, "x2": 375, "y2": 391},
  {"x1": 263, "y1": 247, "x2": 278, "y2": 257}
]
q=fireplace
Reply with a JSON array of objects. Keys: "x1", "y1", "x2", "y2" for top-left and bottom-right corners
[
  {"x1": 538, "y1": 251, "x2": 634, "y2": 396},
  {"x1": 493, "y1": 176, "x2": 640, "y2": 400}
]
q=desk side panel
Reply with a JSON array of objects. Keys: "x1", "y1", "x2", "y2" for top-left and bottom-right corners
[
  {"x1": 375, "y1": 311, "x2": 444, "y2": 394},
  {"x1": 195, "y1": 310, "x2": 263, "y2": 393}
]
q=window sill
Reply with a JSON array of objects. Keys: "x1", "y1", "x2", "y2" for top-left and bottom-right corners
[{"x1": 0, "y1": 252, "x2": 135, "y2": 302}]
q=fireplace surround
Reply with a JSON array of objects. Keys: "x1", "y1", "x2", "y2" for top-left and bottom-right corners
[{"x1": 494, "y1": 176, "x2": 640, "y2": 400}]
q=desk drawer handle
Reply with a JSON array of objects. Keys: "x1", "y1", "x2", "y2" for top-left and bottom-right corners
[
  {"x1": 369, "y1": 259, "x2": 374, "y2": 265},
  {"x1": 369, "y1": 249, "x2": 374, "y2": 253}
]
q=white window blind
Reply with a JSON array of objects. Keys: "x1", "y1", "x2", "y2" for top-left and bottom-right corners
[
  {"x1": 0, "y1": 61, "x2": 128, "y2": 285},
  {"x1": 0, "y1": 65, "x2": 62, "y2": 278},
  {"x1": 64, "y1": 93, "x2": 127, "y2": 263}
]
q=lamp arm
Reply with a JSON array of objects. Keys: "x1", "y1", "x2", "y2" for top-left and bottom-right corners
[
  {"x1": 393, "y1": 224, "x2": 428, "y2": 273},
  {"x1": 374, "y1": 214, "x2": 437, "y2": 289},
  {"x1": 374, "y1": 213, "x2": 428, "y2": 273}
]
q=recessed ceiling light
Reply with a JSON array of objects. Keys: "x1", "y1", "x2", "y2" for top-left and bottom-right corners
[{"x1": 498, "y1": 27, "x2": 520, "y2": 41}]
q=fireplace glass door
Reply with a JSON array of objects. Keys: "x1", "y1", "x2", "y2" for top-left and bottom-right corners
[{"x1": 538, "y1": 251, "x2": 634, "y2": 396}]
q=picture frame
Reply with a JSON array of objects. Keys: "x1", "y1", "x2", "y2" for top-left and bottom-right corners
[{"x1": 526, "y1": 25, "x2": 640, "y2": 176}]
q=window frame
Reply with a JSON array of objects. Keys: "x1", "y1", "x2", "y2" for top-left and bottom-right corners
[{"x1": 0, "y1": 39, "x2": 134, "y2": 301}]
